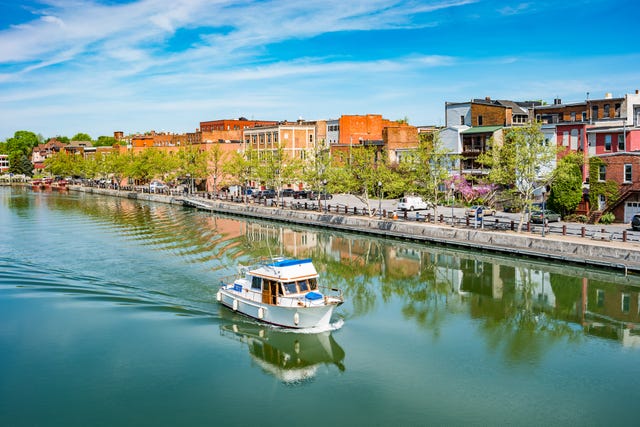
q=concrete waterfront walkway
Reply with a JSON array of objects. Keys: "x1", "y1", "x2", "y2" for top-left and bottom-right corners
[{"x1": 69, "y1": 185, "x2": 640, "y2": 275}]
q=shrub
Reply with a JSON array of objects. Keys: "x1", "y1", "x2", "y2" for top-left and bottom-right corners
[{"x1": 598, "y1": 212, "x2": 615, "y2": 224}]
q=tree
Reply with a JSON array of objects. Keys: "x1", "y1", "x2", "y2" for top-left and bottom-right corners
[
  {"x1": 71, "y1": 133, "x2": 92, "y2": 142},
  {"x1": 6, "y1": 131, "x2": 39, "y2": 157},
  {"x1": 9, "y1": 153, "x2": 34, "y2": 176},
  {"x1": 400, "y1": 133, "x2": 455, "y2": 217},
  {"x1": 478, "y1": 123, "x2": 556, "y2": 231},
  {"x1": 95, "y1": 136, "x2": 117, "y2": 147},
  {"x1": 44, "y1": 151, "x2": 83, "y2": 177},
  {"x1": 547, "y1": 153, "x2": 583, "y2": 216},
  {"x1": 177, "y1": 144, "x2": 208, "y2": 192},
  {"x1": 329, "y1": 145, "x2": 392, "y2": 216},
  {"x1": 223, "y1": 146, "x2": 259, "y2": 196}
]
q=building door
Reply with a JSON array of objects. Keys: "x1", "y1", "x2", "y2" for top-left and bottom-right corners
[{"x1": 625, "y1": 202, "x2": 640, "y2": 223}]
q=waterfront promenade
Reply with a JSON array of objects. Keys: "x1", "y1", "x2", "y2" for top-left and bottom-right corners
[{"x1": 67, "y1": 185, "x2": 640, "y2": 275}]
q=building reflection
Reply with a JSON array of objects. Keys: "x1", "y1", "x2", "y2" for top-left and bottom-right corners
[{"x1": 240, "y1": 221, "x2": 640, "y2": 348}]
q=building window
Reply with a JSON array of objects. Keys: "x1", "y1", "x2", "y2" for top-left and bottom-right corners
[
  {"x1": 562, "y1": 131, "x2": 569, "y2": 147},
  {"x1": 604, "y1": 104, "x2": 610, "y2": 117},
  {"x1": 570, "y1": 112, "x2": 576, "y2": 122},
  {"x1": 599, "y1": 164, "x2": 606, "y2": 181},
  {"x1": 309, "y1": 134, "x2": 313, "y2": 143},
  {"x1": 477, "y1": 115, "x2": 483, "y2": 126},
  {"x1": 582, "y1": 111, "x2": 587, "y2": 121},
  {"x1": 615, "y1": 103, "x2": 621, "y2": 117},
  {"x1": 604, "y1": 135, "x2": 611, "y2": 151},
  {"x1": 624, "y1": 164, "x2": 632, "y2": 183},
  {"x1": 592, "y1": 105, "x2": 599, "y2": 120},
  {"x1": 597, "y1": 289, "x2": 605, "y2": 307},
  {"x1": 622, "y1": 293, "x2": 630, "y2": 313},
  {"x1": 460, "y1": 115, "x2": 465, "y2": 125},
  {"x1": 570, "y1": 129, "x2": 578, "y2": 150},
  {"x1": 618, "y1": 134, "x2": 625, "y2": 151}
]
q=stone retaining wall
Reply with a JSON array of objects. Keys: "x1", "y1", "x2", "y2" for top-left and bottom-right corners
[{"x1": 70, "y1": 186, "x2": 640, "y2": 273}]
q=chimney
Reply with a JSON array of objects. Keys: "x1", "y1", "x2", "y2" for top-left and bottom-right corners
[
  {"x1": 636, "y1": 89, "x2": 639, "y2": 95},
  {"x1": 605, "y1": 92, "x2": 612, "y2": 99},
  {"x1": 485, "y1": 96, "x2": 491, "y2": 101}
]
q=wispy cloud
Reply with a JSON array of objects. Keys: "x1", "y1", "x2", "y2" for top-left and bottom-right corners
[{"x1": 0, "y1": 0, "x2": 637, "y2": 138}]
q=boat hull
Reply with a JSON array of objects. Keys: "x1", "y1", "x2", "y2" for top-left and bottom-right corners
[{"x1": 217, "y1": 288, "x2": 337, "y2": 329}]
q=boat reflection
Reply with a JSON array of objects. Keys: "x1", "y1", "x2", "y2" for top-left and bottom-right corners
[{"x1": 219, "y1": 315, "x2": 345, "y2": 383}]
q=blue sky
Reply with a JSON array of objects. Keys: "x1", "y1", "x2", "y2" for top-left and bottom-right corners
[{"x1": 1, "y1": 0, "x2": 638, "y2": 140}]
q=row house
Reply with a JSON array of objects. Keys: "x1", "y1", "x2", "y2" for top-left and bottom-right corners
[
  {"x1": 31, "y1": 138, "x2": 66, "y2": 171},
  {"x1": 243, "y1": 120, "x2": 318, "y2": 169},
  {"x1": 130, "y1": 130, "x2": 188, "y2": 149},
  {"x1": 441, "y1": 98, "x2": 539, "y2": 181},
  {"x1": 534, "y1": 90, "x2": 640, "y2": 221}
]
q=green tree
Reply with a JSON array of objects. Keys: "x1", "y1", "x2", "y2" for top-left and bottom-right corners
[
  {"x1": 44, "y1": 151, "x2": 84, "y2": 177},
  {"x1": 71, "y1": 133, "x2": 92, "y2": 142},
  {"x1": 547, "y1": 153, "x2": 583, "y2": 216},
  {"x1": 6, "y1": 131, "x2": 39, "y2": 157},
  {"x1": 95, "y1": 136, "x2": 117, "y2": 147},
  {"x1": 177, "y1": 144, "x2": 209, "y2": 192},
  {"x1": 329, "y1": 146, "x2": 392, "y2": 216},
  {"x1": 9, "y1": 153, "x2": 35, "y2": 176},
  {"x1": 478, "y1": 123, "x2": 556, "y2": 231},
  {"x1": 223, "y1": 146, "x2": 259, "y2": 196},
  {"x1": 398, "y1": 133, "x2": 455, "y2": 217}
]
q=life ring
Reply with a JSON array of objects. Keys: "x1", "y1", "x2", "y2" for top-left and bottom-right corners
[
  {"x1": 293, "y1": 312, "x2": 300, "y2": 325},
  {"x1": 258, "y1": 307, "x2": 264, "y2": 319},
  {"x1": 232, "y1": 299, "x2": 238, "y2": 311}
]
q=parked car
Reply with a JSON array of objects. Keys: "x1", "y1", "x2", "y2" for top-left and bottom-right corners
[
  {"x1": 309, "y1": 191, "x2": 333, "y2": 200},
  {"x1": 293, "y1": 190, "x2": 310, "y2": 199},
  {"x1": 279, "y1": 188, "x2": 295, "y2": 198},
  {"x1": 530, "y1": 209, "x2": 561, "y2": 223},
  {"x1": 149, "y1": 181, "x2": 168, "y2": 193},
  {"x1": 632, "y1": 214, "x2": 640, "y2": 231},
  {"x1": 465, "y1": 205, "x2": 496, "y2": 217},
  {"x1": 398, "y1": 196, "x2": 429, "y2": 211},
  {"x1": 253, "y1": 189, "x2": 276, "y2": 199}
]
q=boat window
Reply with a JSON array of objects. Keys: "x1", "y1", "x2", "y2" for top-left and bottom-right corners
[
  {"x1": 283, "y1": 282, "x2": 298, "y2": 294},
  {"x1": 277, "y1": 283, "x2": 283, "y2": 296},
  {"x1": 251, "y1": 276, "x2": 262, "y2": 290},
  {"x1": 308, "y1": 278, "x2": 318, "y2": 290},
  {"x1": 298, "y1": 280, "x2": 309, "y2": 292}
]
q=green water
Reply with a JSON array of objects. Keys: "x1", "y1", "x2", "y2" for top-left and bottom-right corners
[{"x1": 1, "y1": 187, "x2": 639, "y2": 426}]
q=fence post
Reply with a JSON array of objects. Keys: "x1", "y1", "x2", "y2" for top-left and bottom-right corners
[
  {"x1": 581, "y1": 227, "x2": 586, "y2": 238},
  {"x1": 439, "y1": 214, "x2": 444, "y2": 223},
  {"x1": 562, "y1": 224, "x2": 566, "y2": 235},
  {"x1": 623, "y1": 230, "x2": 627, "y2": 242},
  {"x1": 526, "y1": 222, "x2": 530, "y2": 232},
  {"x1": 466, "y1": 216, "x2": 470, "y2": 227},
  {"x1": 510, "y1": 220, "x2": 514, "y2": 231}
]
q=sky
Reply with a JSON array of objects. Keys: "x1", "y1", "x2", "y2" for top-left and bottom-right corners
[{"x1": 1, "y1": 0, "x2": 639, "y2": 140}]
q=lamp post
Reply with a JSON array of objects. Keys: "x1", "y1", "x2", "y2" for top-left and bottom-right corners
[
  {"x1": 377, "y1": 181, "x2": 382, "y2": 219},
  {"x1": 450, "y1": 182, "x2": 455, "y2": 227},
  {"x1": 541, "y1": 187, "x2": 547, "y2": 238},
  {"x1": 322, "y1": 179, "x2": 328, "y2": 213}
]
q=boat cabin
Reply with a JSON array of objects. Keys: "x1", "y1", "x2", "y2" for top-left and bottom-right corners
[{"x1": 242, "y1": 258, "x2": 320, "y2": 306}]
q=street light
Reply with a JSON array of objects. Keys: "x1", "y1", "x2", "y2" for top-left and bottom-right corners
[
  {"x1": 377, "y1": 181, "x2": 382, "y2": 219},
  {"x1": 450, "y1": 182, "x2": 455, "y2": 227},
  {"x1": 541, "y1": 187, "x2": 547, "y2": 238},
  {"x1": 322, "y1": 179, "x2": 328, "y2": 213}
]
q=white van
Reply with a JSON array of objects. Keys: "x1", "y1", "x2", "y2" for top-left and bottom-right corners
[{"x1": 398, "y1": 196, "x2": 429, "y2": 211}]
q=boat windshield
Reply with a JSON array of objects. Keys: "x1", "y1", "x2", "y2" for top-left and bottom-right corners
[{"x1": 282, "y1": 278, "x2": 319, "y2": 295}]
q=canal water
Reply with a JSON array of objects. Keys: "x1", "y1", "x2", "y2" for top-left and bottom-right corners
[{"x1": 1, "y1": 187, "x2": 639, "y2": 427}]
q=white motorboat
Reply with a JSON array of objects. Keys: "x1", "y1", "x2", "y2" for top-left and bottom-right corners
[{"x1": 217, "y1": 258, "x2": 344, "y2": 329}]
